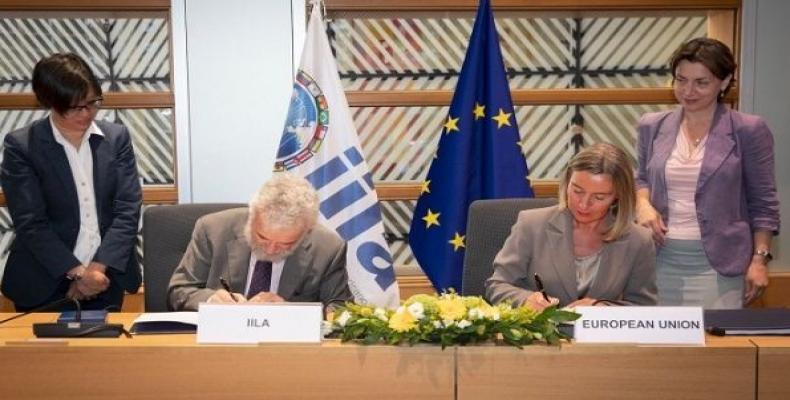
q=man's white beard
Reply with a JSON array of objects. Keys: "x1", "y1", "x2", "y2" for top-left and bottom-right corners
[{"x1": 250, "y1": 244, "x2": 297, "y2": 263}]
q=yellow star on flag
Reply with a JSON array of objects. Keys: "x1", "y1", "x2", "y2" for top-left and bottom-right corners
[
  {"x1": 448, "y1": 232, "x2": 466, "y2": 251},
  {"x1": 473, "y1": 102, "x2": 486, "y2": 120},
  {"x1": 422, "y1": 209, "x2": 440, "y2": 228},
  {"x1": 420, "y1": 180, "x2": 431, "y2": 194},
  {"x1": 492, "y1": 108, "x2": 512, "y2": 129},
  {"x1": 443, "y1": 116, "x2": 460, "y2": 134}
]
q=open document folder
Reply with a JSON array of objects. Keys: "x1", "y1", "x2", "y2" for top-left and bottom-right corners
[
  {"x1": 130, "y1": 312, "x2": 197, "y2": 334},
  {"x1": 705, "y1": 309, "x2": 790, "y2": 335}
]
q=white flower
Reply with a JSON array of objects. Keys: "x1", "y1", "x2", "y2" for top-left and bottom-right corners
[
  {"x1": 321, "y1": 320, "x2": 334, "y2": 337},
  {"x1": 374, "y1": 307, "x2": 388, "y2": 321},
  {"x1": 490, "y1": 311, "x2": 501, "y2": 321},
  {"x1": 443, "y1": 319, "x2": 455, "y2": 327},
  {"x1": 335, "y1": 311, "x2": 352, "y2": 327},
  {"x1": 468, "y1": 307, "x2": 483, "y2": 320},
  {"x1": 407, "y1": 302, "x2": 425, "y2": 320},
  {"x1": 433, "y1": 321, "x2": 443, "y2": 328},
  {"x1": 457, "y1": 319, "x2": 472, "y2": 329}
]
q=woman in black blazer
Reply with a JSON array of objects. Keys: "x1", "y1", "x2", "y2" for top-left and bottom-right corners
[{"x1": 1, "y1": 53, "x2": 142, "y2": 311}]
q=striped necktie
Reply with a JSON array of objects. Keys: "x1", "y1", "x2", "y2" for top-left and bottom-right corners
[{"x1": 247, "y1": 260, "x2": 273, "y2": 299}]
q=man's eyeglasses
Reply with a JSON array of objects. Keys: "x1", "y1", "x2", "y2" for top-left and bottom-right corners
[{"x1": 65, "y1": 97, "x2": 103, "y2": 116}]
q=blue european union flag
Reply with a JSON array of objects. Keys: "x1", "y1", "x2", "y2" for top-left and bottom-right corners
[{"x1": 409, "y1": 0, "x2": 534, "y2": 292}]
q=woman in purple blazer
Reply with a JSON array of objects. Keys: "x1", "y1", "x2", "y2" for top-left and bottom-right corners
[{"x1": 635, "y1": 38, "x2": 780, "y2": 308}]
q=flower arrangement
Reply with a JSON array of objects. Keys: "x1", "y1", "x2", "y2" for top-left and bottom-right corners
[{"x1": 330, "y1": 292, "x2": 580, "y2": 348}]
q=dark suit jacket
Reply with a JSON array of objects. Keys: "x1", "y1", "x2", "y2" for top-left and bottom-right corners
[
  {"x1": 167, "y1": 208, "x2": 352, "y2": 311},
  {"x1": 486, "y1": 206, "x2": 657, "y2": 307},
  {"x1": 1, "y1": 118, "x2": 142, "y2": 308},
  {"x1": 636, "y1": 104, "x2": 780, "y2": 276}
]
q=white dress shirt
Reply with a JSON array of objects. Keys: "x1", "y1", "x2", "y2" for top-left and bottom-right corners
[{"x1": 50, "y1": 116, "x2": 103, "y2": 267}]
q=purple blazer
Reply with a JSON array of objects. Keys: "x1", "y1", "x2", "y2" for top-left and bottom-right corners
[{"x1": 636, "y1": 104, "x2": 780, "y2": 277}]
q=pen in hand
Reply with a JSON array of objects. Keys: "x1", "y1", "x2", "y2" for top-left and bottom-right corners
[
  {"x1": 219, "y1": 277, "x2": 238, "y2": 303},
  {"x1": 534, "y1": 273, "x2": 550, "y2": 302}
]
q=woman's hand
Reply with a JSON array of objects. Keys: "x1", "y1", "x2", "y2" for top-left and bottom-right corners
[
  {"x1": 636, "y1": 199, "x2": 667, "y2": 244},
  {"x1": 744, "y1": 258, "x2": 769, "y2": 305},
  {"x1": 525, "y1": 291, "x2": 559, "y2": 312},
  {"x1": 66, "y1": 281, "x2": 86, "y2": 301},
  {"x1": 567, "y1": 297, "x2": 597, "y2": 307},
  {"x1": 76, "y1": 262, "x2": 110, "y2": 296}
]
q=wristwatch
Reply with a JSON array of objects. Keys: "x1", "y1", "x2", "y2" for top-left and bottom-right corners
[{"x1": 754, "y1": 249, "x2": 773, "y2": 262}]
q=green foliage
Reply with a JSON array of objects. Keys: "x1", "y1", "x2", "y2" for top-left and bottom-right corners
[{"x1": 330, "y1": 293, "x2": 580, "y2": 349}]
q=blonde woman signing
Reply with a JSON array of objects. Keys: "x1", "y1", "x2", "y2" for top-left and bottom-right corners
[{"x1": 486, "y1": 143, "x2": 657, "y2": 310}]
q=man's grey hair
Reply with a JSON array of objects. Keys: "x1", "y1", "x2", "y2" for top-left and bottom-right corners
[{"x1": 248, "y1": 173, "x2": 320, "y2": 231}]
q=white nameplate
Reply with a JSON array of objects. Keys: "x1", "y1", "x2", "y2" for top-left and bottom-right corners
[
  {"x1": 197, "y1": 302, "x2": 322, "y2": 344},
  {"x1": 574, "y1": 306, "x2": 704, "y2": 345}
]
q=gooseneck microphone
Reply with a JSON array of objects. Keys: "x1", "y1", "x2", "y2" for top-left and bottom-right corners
[
  {"x1": 0, "y1": 297, "x2": 131, "y2": 338},
  {"x1": 0, "y1": 297, "x2": 78, "y2": 325}
]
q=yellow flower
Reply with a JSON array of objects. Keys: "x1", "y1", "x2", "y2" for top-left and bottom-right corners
[
  {"x1": 388, "y1": 308, "x2": 417, "y2": 332},
  {"x1": 480, "y1": 304, "x2": 501, "y2": 320},
  {"x1": 497, "y1": 303, "x2": 514, "y2": 314},
  {"x1": 462, "y1": 296, "x2": 485, "y2": 308},
  {"x1": 406, "y1": 294, "x2": 439, "y2": 312},
  {"x1": 358, "y1": 306, "x2": 373, "y2": 316},
  {"x1": 436, "y1": 297, "x2": 467, "y2": 320}
]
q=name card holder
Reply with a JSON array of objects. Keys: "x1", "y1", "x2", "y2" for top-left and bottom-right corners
[
  {"x1": 197, "y1": 302, "x2": 323, "y2": 344},
  {"x1": 574, "y1": 306, "x2": 705, "y2": 345}
]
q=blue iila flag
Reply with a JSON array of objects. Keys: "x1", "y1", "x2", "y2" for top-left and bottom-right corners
[{"x1": 409, "y1": 0, "x2": 534, "y2": 292}]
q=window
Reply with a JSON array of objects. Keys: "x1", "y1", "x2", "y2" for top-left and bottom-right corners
[
  {"x1": 0, "y1": 0, "x2": 174, "y2": 280},
  {"x1": 324, "y1": 0, "x2": 739, "y2": 268}
]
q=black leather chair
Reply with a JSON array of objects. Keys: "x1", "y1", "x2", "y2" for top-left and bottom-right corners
[
  {"x1": 461, "y1": 198, "x2": 558, "y2": 297},
  {"x1": 142, "y1": 203, "x2": 244, "y2": 311}
]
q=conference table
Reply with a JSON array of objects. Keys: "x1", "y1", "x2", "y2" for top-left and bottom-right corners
[
  {"x1": 751, "y1": 337, "x2": 790, "y2": 400},
  {"x1": 0, "y1": 313, "x2": 787, "y2": 400}
]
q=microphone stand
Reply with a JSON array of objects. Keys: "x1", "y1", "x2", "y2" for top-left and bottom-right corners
[{"x1": 0, "y1": 297, "x2": 77, "y2": 325}]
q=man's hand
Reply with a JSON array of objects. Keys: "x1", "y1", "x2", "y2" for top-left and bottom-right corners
[
  {"x1": 207, "y1": 289, "x2": 246, "y2": 304},
  {"x1": 247, "y1": 292, "x2": 285, "y2": 303}
]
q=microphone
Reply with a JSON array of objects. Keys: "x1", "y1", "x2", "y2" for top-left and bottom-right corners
[
  {"x1": 33, "y1": 298, "x2": 131, "y2": 338},
  {"x1": 0, "y1": 297, "x2": 76, "y2": 325},
  {"x1": 0, "y1": 297, "x2": 130, "y2": 338}
]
